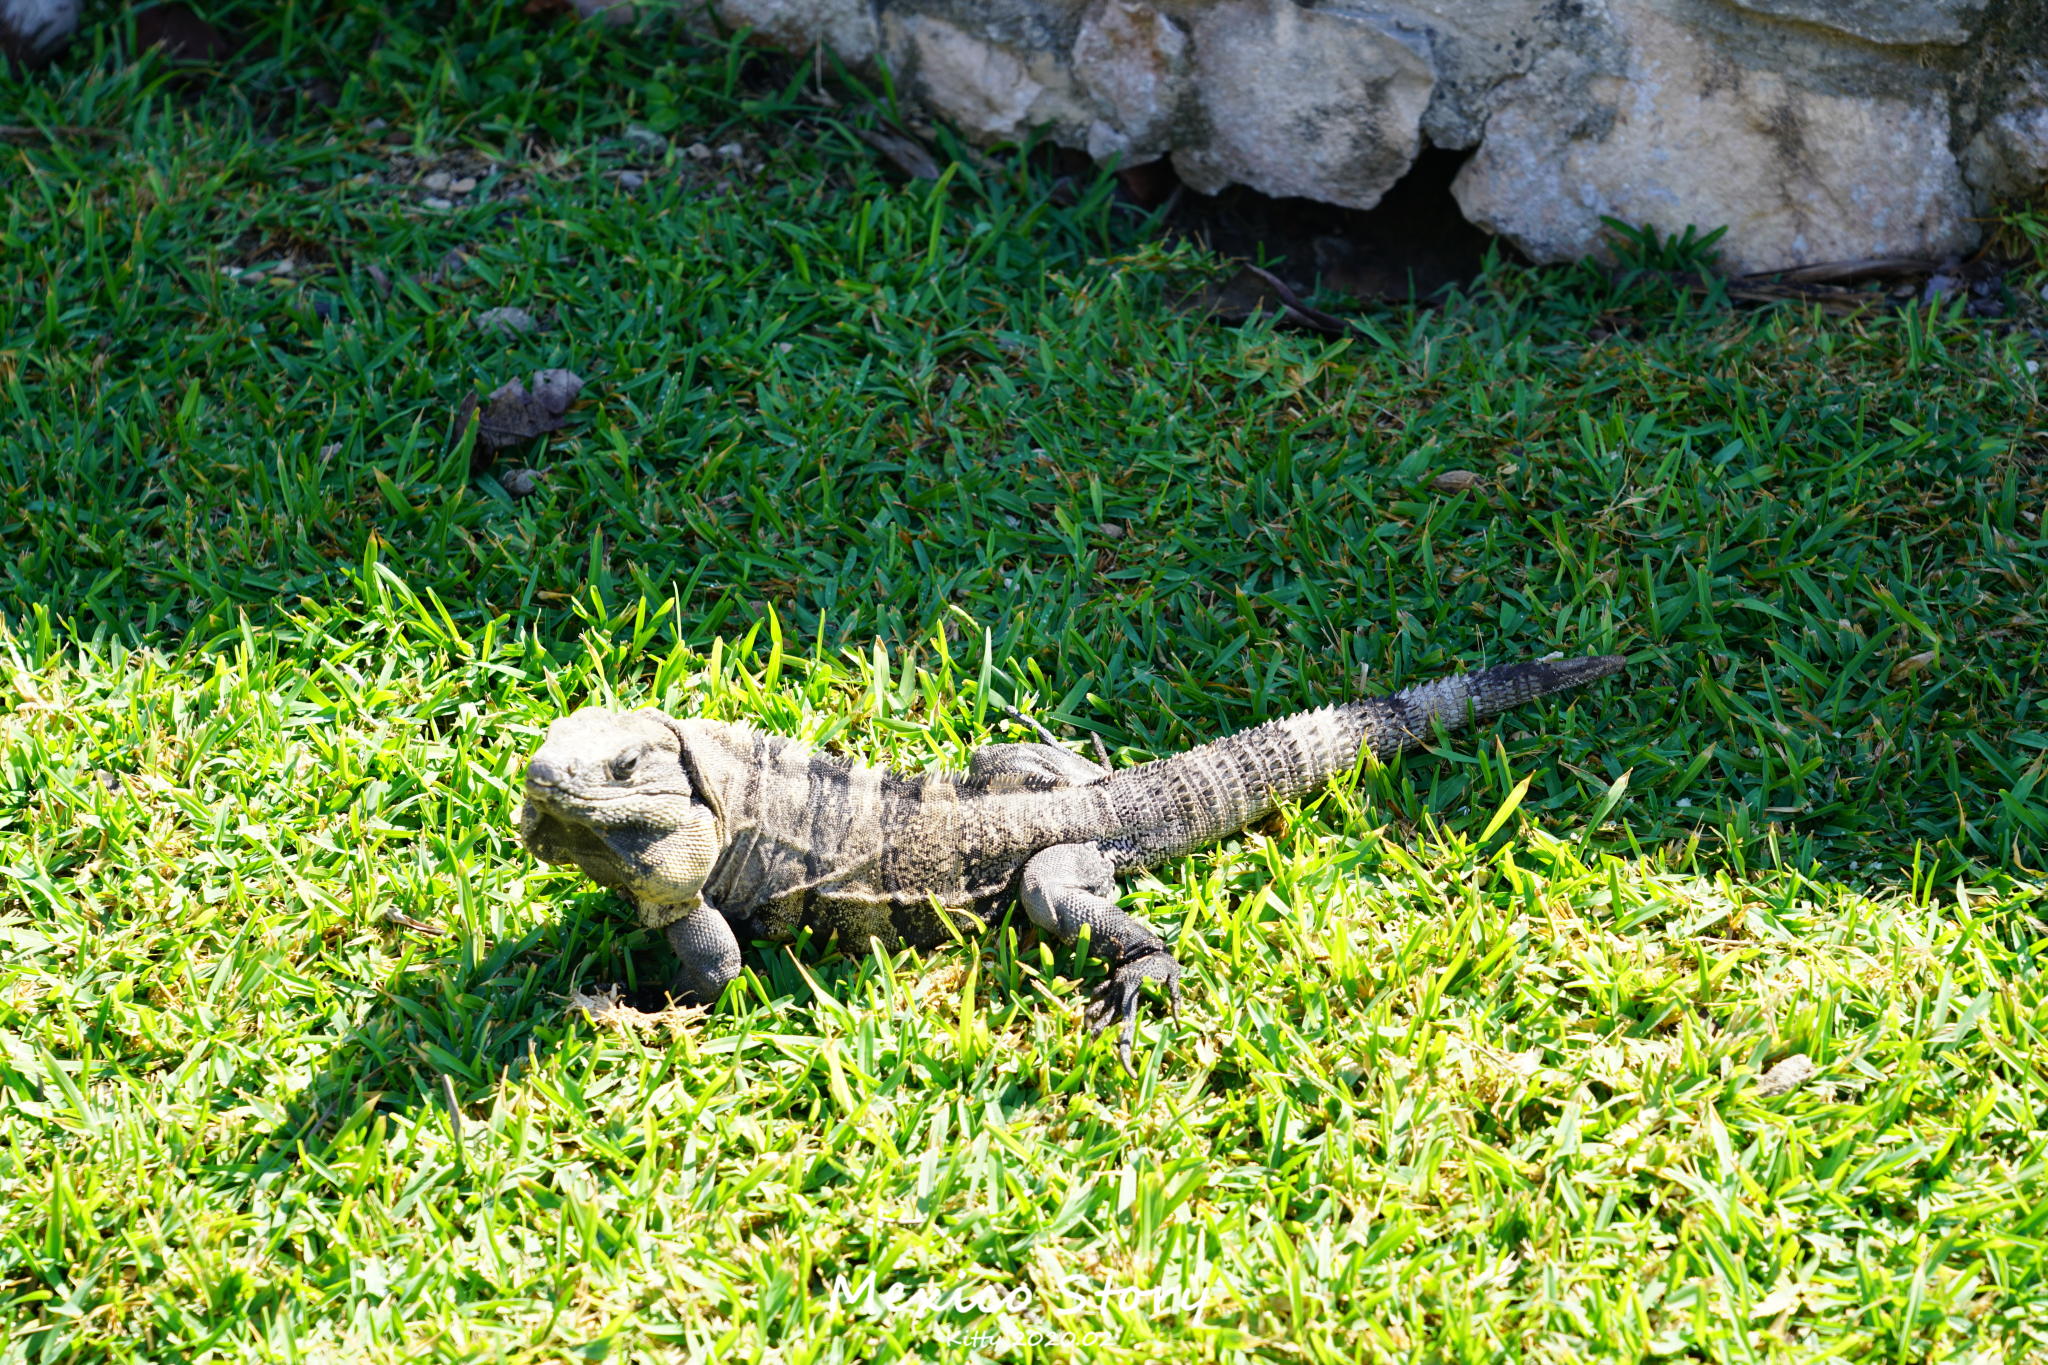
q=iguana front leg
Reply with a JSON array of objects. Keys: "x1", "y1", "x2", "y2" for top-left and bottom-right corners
[
  {"x1": 1020, "y1": 843, "x2": 1182, "y2": 1073},
  {"x1": 665, "y1": 899, "x2": 742, "y2": 1004}
]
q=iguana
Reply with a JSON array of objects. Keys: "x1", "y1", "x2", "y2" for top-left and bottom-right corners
[{"x1": 519, "y1": 654, "x2": 1625, "y2": 1068}]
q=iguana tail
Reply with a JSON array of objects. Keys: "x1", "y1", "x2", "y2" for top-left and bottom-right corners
[{"x1": 1097, "y1": 654, "x2": 1626, "y2": 867}]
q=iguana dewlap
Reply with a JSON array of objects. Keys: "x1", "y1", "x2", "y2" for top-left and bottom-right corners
[{"x1": 519, "y1": 654, "x2": 1625, "y2": 1069}]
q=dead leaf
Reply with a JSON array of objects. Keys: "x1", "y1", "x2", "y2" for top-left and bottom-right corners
[
  {"x1": 855, "y1": 126, "x2": 940, "y2": 181},
  {"x1": 1430, "y1": 469, "x2": 1482, "y2": 494},
  {"x1": 1890, "y1": 650, "x2": 1938, "y2": 683},
  {"x1": 1921, "y1": 256, "x2": 1964, "y2": 307},
  {"x1": 1588, "y1": 310, "x2": 1636, "y2": 341},
  {"x1": 527, "y1": 367, "x2": 583, "y2": 412},
  {"x1": 382, "y1": 908, "x2": 447, "y2": 936},
  {"x1": 477, "y1": 305, "x2": 537, "y2": 336},
  {"x1": 499, "y1": 468, "x2": 543, "y2": 499},
  {"x1": 421, "y1": 247, "x2": 470, "y2": 287},
  {"x1": 453, "y1": 368, "x2": 585, "y2": 469},
  {"x1": 568, "y1": 984, "x2": 704, "y2": 1038}
]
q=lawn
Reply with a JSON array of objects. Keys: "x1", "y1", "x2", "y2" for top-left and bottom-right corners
[{"x1": 3, "y1": 4, "x2": 2048, "y2": 1361}]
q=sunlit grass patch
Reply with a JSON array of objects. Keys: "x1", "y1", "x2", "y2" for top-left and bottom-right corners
[{"x1": 3, "y1": 592, "x2": 2045, "y2": 1361}]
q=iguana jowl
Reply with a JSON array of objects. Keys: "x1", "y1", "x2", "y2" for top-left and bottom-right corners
[{"x1": 519, "y1": 654, "x2": 1625, "y2": 1067}]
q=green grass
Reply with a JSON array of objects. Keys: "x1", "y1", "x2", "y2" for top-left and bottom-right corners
[{"x1": 4, "y1": 4, "x2": 2048, "y2": 1361}]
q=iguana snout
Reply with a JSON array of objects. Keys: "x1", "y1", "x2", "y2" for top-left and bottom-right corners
[{"x1": 517, "y1": 707, "x2": 725, "y2": 927}]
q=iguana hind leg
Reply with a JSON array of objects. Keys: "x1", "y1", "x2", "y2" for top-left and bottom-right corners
[
  {"x1": 665, "y1": 899, "x2": 742, "y2": 1004},
  {"x1": 1019, "y1": 843, "x2": 1182, "y2": 1073},
  {"x1": 968, "y1": 743, "x2": 1110, "y2": 787}
]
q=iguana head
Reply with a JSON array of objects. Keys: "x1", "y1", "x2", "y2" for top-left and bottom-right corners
[{"x1": 518, "y1": 707, "x2": 723, "y2": 923}]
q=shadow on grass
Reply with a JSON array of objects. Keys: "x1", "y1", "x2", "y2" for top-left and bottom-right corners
[
  {"x1": 244, "y1": 888, "x2": 662, "y2": 1160},
  {"x1": 248, "y1": 880, "x2": 1071, "y2": 1173}
]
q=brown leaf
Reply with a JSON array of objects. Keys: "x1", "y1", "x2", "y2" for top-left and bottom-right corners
[
  {"x1": 382, "y1": 908, "x2": 447, "y2": 936},
  {"x1": 451, "y1": 391, "x2": 479, "y2": 448},
  {"x1": 476, "y1": 306, "x2": 538, "y2": 336},
  {"x1": 421, "y1": 247, "x2": 471, "y2": 287},
  {"x1": 476, "y1": 379, "x2": 565, "y2": 447},
  {"x1": 453, "y1": 369, "x2": 585, "y2": 469},
  {"x1": 527, "y1": 368, "x2": 583, "y2": 414},
  {"x1": 1588, "y1": 310, "x2": 1636, "y2": 341},
  {"x1": 499, "y1": 468, "x2": 543, "y2": 499},
  {"x1": 1890, "y1": 650, "x2": 1938, "y2": 683}
]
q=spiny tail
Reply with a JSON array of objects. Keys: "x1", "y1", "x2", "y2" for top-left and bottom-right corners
[{"x1": 1099, "y1": 655, "x2": 1626, "y2": 867}]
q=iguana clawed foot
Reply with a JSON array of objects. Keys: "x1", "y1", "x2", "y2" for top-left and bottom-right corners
[
  {"x1": 665, "y1": 902, "x2": 742, "y2": 1004},
  {"x1": 1020, "y1": 842, "x2": 1189, "y2": 1072},
  {"x1": 1086, "y1": 951, "x2": 1183, "y2": 1074}
]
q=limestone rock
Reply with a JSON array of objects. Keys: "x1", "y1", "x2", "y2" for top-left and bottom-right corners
[
  {"x1": 1072, "y1": 0, "x2": 1190, "y2": 163},
  {"x1": 0, "y1": 0, "x2": 78, "y2": 65},
  {"x1": 895, "y1": 14, "x2": 1045, "y2": 141},
  {"x1": 887, "y1": 10, "x2": 1092, "y2": 144},
  {"x1": 1723, "y1": 0, "x2": 1984, "y2": 48},
  {"x1": 1963, "y1": 61, "x2": 2048, "y2": 205},
  {"x1": 10, "y1": 0, "x2": 2040, "y2": 277},
  {"x1": 1451, "y1": 2, "x2": 1977, "y2": 274},
  {"x1": 717, "y1": 0, "x2": 878, "y2": 65},
  {"x1": 1172, "y1": 0, "x2": 1436, "y2": 211},
  {"x1": 1400, "y1": 0, "x2": 1584, "y2": 152}
]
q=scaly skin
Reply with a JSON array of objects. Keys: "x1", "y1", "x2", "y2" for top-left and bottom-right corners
[{"x1": 519, "y1": 654, "x2": 1626, "y2": 1070}]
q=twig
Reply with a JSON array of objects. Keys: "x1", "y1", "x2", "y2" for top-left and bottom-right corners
[
  {"x1": 0, "y1": 125, "x2": 126, "y2": 145},
  {"x1": 997, "y1": 701, "x2": 1117, "y2": 770},
  {"x1": 1744, "y1": 257, "x2": 1939, "y2": 286},
  {"x1": 995, "y1": 702, "x2": 1064, "y2": 749},
  {"x1": 1237, "y1": 262, "x2": 1353, "y2": 335}
]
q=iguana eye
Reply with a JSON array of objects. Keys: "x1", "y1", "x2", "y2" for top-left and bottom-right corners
[{"x1": 609, "y1": 744, "x2": 648, "y2": 782}]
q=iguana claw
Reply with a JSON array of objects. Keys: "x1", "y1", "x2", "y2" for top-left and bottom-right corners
[{"x1": 1085, "y1": 953, "x2": 1183, "y2": 1074}]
